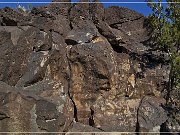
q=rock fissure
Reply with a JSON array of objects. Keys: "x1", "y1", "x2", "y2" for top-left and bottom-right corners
[
  {"x1": 66, "y1": 46, "x2": 78, "y2": 123},
  {"x1": 89, "y1": 107, "x2": 95, "y2": 126},
  {"x1": 109, "y1": 16, "x2": 144, "y2": 29},
  {"x1": 135, "y1": 97, "x2": 144, "y2": 134},
  {"x1": 0, "y1": 113, "x2": 10, "y2": 120}
]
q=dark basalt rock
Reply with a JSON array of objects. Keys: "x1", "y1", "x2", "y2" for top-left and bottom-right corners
[
  {"x1": 0, "y1": 27, "x2": 51, "y2": 86},
  {"x1": 67, "y1": 122, "x2": 102, "y2": 133},
  {"x1": 104, "y1": 6, "x2": 143, "y2": 25},
  {"x1": 50, "y1": 0, "x2": 71, "y2": 17},
  {"x1": 0, "y1": 7, "x2": 32, "y2": 26},
  {"x1": 0, "y1": 0, "x2": 178, "y2": 133},
  {"x1": 138, "y1": 96, "x2": 168, "y2": 132}
]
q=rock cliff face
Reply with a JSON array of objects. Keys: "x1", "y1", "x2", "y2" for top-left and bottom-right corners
[{"x1": 0, "y1": 0, "x2": 179, "y2": 134}]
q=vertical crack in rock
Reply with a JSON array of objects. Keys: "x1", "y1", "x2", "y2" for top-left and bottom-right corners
[
  {"x1": 135, "y1": 96, "x2": 145, "y2": 134},
  {"x1": 109, "y1": 16, "x2": 144, "y2": 29},
  {"x1": 0, "y1": 112, "x2": 10, "y2": 120},
  {"x1": 66, "y1": 46, "x2": 78, "y2": 122},
  {"x1": 68, "y1": 5, "x2": 74, "y2": 30},
  {"x1": 89, "y1": 108, "x2": 95, "y2": 126}
]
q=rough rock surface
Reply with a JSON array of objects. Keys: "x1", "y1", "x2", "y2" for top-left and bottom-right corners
[{"x1": 0, "y1": 1, "x2": 178, "y2": 134}]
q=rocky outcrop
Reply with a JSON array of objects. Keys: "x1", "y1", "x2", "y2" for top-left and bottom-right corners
[{"x1": 0, "y1": 1, "x2": 178, "y2": 134}]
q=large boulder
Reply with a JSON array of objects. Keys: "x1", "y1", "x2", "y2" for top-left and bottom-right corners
[
  {"x1": 0, "y1": 78, "x2": 74, "y2": 132},
  {"x1": 138, "y1": 96, "x2": 168, "y2": 132},
  {"x1": 0, "y1": 7, "x2": 31, "y2": 26},
  {"x1": 0, "y1": 27, "x2": 52, "y2": 86},
  {"x1": 105, "y1": 6, "x2": 143, "y2": 25}
]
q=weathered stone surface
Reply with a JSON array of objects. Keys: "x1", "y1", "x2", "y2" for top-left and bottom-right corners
[
  {"x1": 92, "y1": 98, "x2": 141, "y2": 131},
  {"x1": 0, "y1": 81, "x2": 35, "y2": 132},
  {"x1": 0, "y1": 7, "x2": 31, "y2": 26},
  {"x1": 69, "y1": 0, "x2": 90, "y2": 28},
  {"x1": 0, "y1": 78, "x2": 74, "y2": 132},
  {"x1": 138, "y1": 96, "x2": 168, "y2": 132},
  {"x1": 15, "y1": 51, "x2": 50, "y2": 87},
  {"x1": 67, "y1": 36, "x2": 118, "y2": 124},
  {"x1": 65, "y1": 21, "x2": 99, "y2": 45},
  {"x1": 52, "y1": 15, "x2": 71, "y2": 37},
  {"x1": 67, "y1": 122, "x2": 101, "y2": 134},
  {"x1": 164, "y1": 115, "x2": 180, "y2": 133},
  {"x1": 0, "y1": 26, "x2": 28, "y2": 46},
  {"x1": 105, "y1": 6, "x2": 143, "y2": 25},
  {"x1": 111, "y1": 17, "x2": 150, "y2": 43},
  {"x1": 50, "y1": 0, "x2": 71, "y2": 17},
  {"x1": 0, "y1": 1, "x2": 175, "y2": 133},
  {"x1": 0, "y1": 27, "x2": 52, "y2": 86},
  {"x1": 90, "y1": 0, "x2": 104, "y2": 23},
  {"x1": 36, "y1": 99, "x2": 65, "y2": 132},
  {"x1": 0, "y1": 29, "x2": 13, "y2": 56},
  {"x1": 31, "y1": 6, "x2": 55, "y2": 19}
]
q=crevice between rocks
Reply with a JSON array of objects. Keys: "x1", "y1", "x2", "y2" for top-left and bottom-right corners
[
  {"x1": 135, "y1": 96, "x2": 145, "y2": 134},
  {"x1": 93, "y1": 20, "x2": 130, "y2": 54},
  {"x1": 2, "y1": 17, "x2": 18, "y2": 26},
  {"x1": 69, "y1": 21, "x2": 73, "y2": 30},
  {"x1": 65, "y1": 39, "x2": 79, "y2": 46},
  {"x1": 67, "y1": 3, "x2": 75, "y2": 30},
  {"x1": 66, "y1": 46, "x2": 78, "y2": 122},
  {"x1": 111, "y1": 45, "x2": 130, "y2": 54},
  {"x1": 0, "y1": 113, "x2": 10, "y2": 120},
  {"x1": 109, "y1": 16, "x2": 144, "y2": 29},
  {"x1": 89, "y1": 108, "x2": 95, "y2": 126}
]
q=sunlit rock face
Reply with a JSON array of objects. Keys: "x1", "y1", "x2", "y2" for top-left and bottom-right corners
[{"x1": 0, "y1": 1, "x2": 177, "y2": 134}]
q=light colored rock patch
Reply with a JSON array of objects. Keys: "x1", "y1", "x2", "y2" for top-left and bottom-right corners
[
  {"x1": 149, "y1": 125, "x2": 160, "y2": 132},
  {"x1": 41, "y1": 51, "x2": 49, "y2": 56},
  {"x1": 86, "y1": 32, "x2": 91, "y2": 37},
  {"x1": 45, "y1": 65, "x2": 51, "y2": 79},
  {"x1": 59, "y1": 86, "x2": 66, "y2": 101},
  {"x1": 37, "y1": 40, "x2": 43, "y2": 47},
  {"x1": 93, "y1": 97, "x2": 140, "y2": 131},
  {"x1": 45, "y1": 118, "x2": 56, "y2": 122},
  {"x1": 56, "y1": 85, "x2": 66, "y2": 113},
  {"x1": 78, "y1": 40, "x2": 83, "y2": 44},
  {"x1": 67, "y1": 35, "x2": 74, "y2": 38},
  {"x1": 127, "y1": 31, "x2": 131, "y2": 36},
  {"x1": 34, "y1": 67, "x2": 39, "y2": 75},
  {"x1": 128, "y1": 74, "x2": 135, "y2": 88},
  {"x1": 25, "y1": 37, "x2": 30, "y2": 44},
  {"x1": 57, "y1": 104, "x2": 64, "y2": 113},
  {"x1": 40, "y1": 54, "x2": 49, "y2": 67},
  {"x1": 141, "y1": 106, "x2": 155, "y2": 118},
  {"x1": 42, "y1": 31, "x2": 47, "y2": 37},
  {"x1": 86, "y1": 32, "x2": 93, "y2": 39},
  {"x1": 116, "y1": 37, "x2": 122, "y2": 41},
  {"x1": 52, "y1": 43, "x2": 59, "y2": 50},
  {"x1": 122, "y1": 59, "x2": 130, "y2": 71},
  {"x1": 92, "y1": 37, "x2": 104, "y2": 43},
  {"x1": 30, "y1": 104, "x2": 39, "y2": 132}
]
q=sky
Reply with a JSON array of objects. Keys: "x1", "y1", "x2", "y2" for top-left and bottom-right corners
[{"x1": 0, "y1": 0, "x2": 168, "y2": 16}]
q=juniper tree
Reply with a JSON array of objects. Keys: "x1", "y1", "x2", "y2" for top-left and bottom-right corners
[{"x1": 147, "y1": 0, "x2": 180, "y2": 103}]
